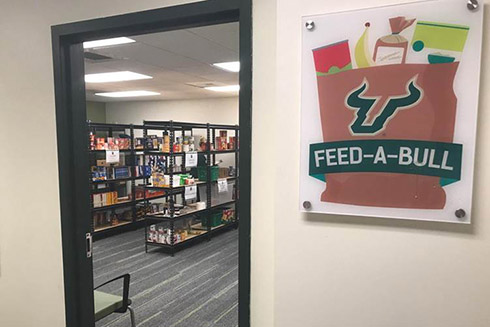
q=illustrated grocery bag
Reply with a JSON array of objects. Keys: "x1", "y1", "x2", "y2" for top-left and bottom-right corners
[{"x1": 313, "y1": 62, "x2": 461, "y2": 209}]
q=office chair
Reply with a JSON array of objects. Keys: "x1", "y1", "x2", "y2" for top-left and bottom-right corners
[{"x1": 94, "y1": 274, "x2": 136, "y2": 327}]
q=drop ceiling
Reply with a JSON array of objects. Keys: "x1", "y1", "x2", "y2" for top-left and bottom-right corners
[{"x1": 84, "y1": 22, "x2": 239, "y2": 102}]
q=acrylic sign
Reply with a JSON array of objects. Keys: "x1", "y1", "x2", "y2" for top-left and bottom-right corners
[{"x1": 300, "y1": 0, "x2": 483, "y2": 223}]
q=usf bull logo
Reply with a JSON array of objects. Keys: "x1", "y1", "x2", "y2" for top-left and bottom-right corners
[{"x1": 346, "y1": 76, "x2": 423, "y2": 135}]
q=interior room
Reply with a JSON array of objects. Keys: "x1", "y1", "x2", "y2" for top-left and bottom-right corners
[{"x1": 85, "y1": 22, "x2": 240, "y2": 327}]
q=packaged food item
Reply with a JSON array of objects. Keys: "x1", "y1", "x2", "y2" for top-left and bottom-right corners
[
  {"x1": 135, "y1": 138, "x2": 145, "y2": 149},
  {"x1": 152, "y1": 172, "x2": 166, "y2": 187},
  {"x1": 152, "y1": 138, "x2": 159, "y2": 150},
  {"x1": 219, "y1": 167, "x2": 229, "y2": 178},
  {"x1": 91, "y1": 166, "x2": 107, "y2": 181},
  {"x1": 313, "y1": 40, "x2": 352, "y2": 74},
  {"x1": 96, "y1": 138, "x2": 105, "y2": 150},
  {"x1": 157, "y1": 227, "x2": 165, "y2": 243},
  {"x1": 411, "y1": 20, "x2": 469, "y2": 64},
  {"x1": 199, "y1": 137, "x2": 208, "y2": 151},
  {"x1": 373, "y1": 16, "x2": 415, "y2": 65},
  {"x1": 216, "y1": 137, "x2": 227, "y2": 151},
  {"x1": 222, "y1": 208, "x2": 235, "y2": 223}
]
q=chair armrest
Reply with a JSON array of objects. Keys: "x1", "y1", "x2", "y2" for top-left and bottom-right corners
[{"x1": 94, "y1": 274, "x2": 130, "y2": 313}]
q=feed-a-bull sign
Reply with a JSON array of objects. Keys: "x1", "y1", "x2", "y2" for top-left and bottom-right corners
[{"x1": 300, "y1": 0, "x2": 483, "y2": 222}]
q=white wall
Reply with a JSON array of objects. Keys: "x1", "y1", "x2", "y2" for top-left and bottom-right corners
[
  {"x1": 0, "y1": 1, "x2": 274, "y2": 326},
  {"x1": 105, "y1": 97, "x2": 238, "y2": 125},
  {"x1": 87, "y1": 101, "x2": 107, "y2": 123},
  {"x1": 2, "y1": 0, "x2": 488, "y2": 326},
  {"x1": 251, "y1": 0, "x2": 276, "y2": 325},
  {"x1": 273, "y1": 1, "x2": 490, "y2": 327}
]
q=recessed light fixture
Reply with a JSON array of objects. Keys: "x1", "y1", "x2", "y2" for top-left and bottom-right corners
[
  {"x1": 83, "y1": 37, "x2": 135, "y2": 49},
  {"x1": 213, "y1": 61, "x2": 240, "y2": 72},
  {"x1": 85, "y1": 71, "x2": 152, "y2": 83},
  {"x1": 95, "y1": 90, "x2": 160, "y2": 98},
  {"x1": 205, "y1": 85, "x2": 240, "y2": 92}
]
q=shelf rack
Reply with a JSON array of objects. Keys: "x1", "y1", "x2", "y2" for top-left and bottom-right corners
[
  {"x1": 87, "y1": 122, "x2": 148, "y2": 239},
  {"x1": 142, "y1": 120, "x2": 239, "y2": 256}
]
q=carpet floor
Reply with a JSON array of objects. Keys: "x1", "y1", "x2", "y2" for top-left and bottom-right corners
[{"x1": 93, "y1": 228, "x2": 238, "y2": 327}]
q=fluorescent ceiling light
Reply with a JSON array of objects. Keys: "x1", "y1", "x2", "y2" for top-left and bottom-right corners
[
  {"x1": 95, "y1": 90, "x2": 160, "y2": 98},
  {"x1": 85, "y1": 71, "x2": 152, "y2": 83},
  {"x1": 213, "y1": 61, "x2": 240, "y2": 72},
  {"x1": 205, "y1": 85, "x2": 240, "y2": 92},
  {"x1": 83, "y1": 37, "x2": 135, "y2": 49}
]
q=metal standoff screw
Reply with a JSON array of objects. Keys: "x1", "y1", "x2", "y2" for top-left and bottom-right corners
[
  {"x1": 455, "y1": 209, "x2": 466, "y2": 219},
  {"x1": 467, "y1": 0, "x2": 478, "y2": 11},
  {"x1": 305, "y1": 20, "x2": 315, "y2": 31},
  {"x1": 303, "y1": 201, "x2": 312, "y2": 210}
]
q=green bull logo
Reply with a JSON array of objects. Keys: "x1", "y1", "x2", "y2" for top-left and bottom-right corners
[{"x1": 347, "y1": 76, "x2": 423, "y2": 135}]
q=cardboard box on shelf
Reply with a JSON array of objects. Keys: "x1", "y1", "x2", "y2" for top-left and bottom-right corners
[{"x1": 219, "y1": 167, "x2": 229, "y2": 178}]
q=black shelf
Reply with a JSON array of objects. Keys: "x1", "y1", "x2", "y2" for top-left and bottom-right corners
[
  {"x1": 142, "y1": 120, "x2": 239, "y2": 256},
  {"x1": 144, "y1": 200, "x2": 236, "y2": 221},
  {"x1": 88, "y1": 122, "x2": 146, "y2": 237},
  {"x1": 88, "y1": 121, "x2": 239, "y2": 244},
  {"x1": 145, "y1": 206, "x2": 208, "y2": 222},
  {"x1": 145, "y1": 221, "x2": 238, "y2": 253},
  {"x1": 144, "y1": 150, "x2": 185, "y2": 155},
  {"x1": 143, "y1": 150, "x2": 237, "y2": 155},
  {"x1": 92, "y1": 200, "x2": 135, "y2": 212},
  {"x1": 210, "y1": 149, "x2": 237, "y2": 154},
  {"x1": 92, "y1": 176, "x2": 146, "y2": 184},
  {"x1": 90, "y1": 149, "x2": 133, "y2": 153}
]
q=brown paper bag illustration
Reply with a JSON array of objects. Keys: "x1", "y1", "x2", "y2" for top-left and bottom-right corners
[{"x1": 316, "y1": 63, "x2": 459, "y2": 209}]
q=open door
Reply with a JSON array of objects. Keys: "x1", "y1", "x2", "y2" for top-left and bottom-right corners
[{"x1": 51, "y1": 0, "x2": 251, "y2": 326}]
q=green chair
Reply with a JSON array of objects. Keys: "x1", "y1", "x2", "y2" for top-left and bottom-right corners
[{"x1": 94, "y1": 274, "x2": 136, "y2": 327}]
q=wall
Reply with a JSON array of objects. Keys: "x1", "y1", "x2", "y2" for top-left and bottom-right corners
[
  {"x1": 274, "y1": 1, "x2": 490, "y2": 327},
  {"x1": 0, "y1": 1, "x2": 275, "y2": 326},
  {"x1": 4, "y1": 0, "x2": 486, "y2": 326},
  {"x1": 250, "y1": 0, "x2": 276, "y2": 325},
  {"x1": 86, "y1": 101, "x2": 106, "y2": 123},
  {"x1": 105, "y1": 97, "x2": 238, "y2": 125}
]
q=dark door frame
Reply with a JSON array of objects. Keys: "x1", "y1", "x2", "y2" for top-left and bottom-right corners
[{"x1": 51, "y1": 0, "x2": 252, "y2": 326}]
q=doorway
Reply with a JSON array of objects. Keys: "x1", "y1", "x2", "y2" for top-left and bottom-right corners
[{"x1": 51, "y1": 1, "x2": 251, "y2": 326}]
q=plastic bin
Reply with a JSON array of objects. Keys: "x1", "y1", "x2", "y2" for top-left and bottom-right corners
[
  {"x1": 203, "y1": 210, "x2": 222, "y2": 227},
  {"x1": 197, "y1": 166, "x2": 219, "y2": 181}
]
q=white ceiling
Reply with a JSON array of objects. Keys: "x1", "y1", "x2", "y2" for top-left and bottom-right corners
[{"x1": 84, "y1": 22, "x2": 239, "y2": 102}]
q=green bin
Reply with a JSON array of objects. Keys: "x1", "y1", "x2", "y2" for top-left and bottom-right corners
[
  {"x1": 203, "y1": 210, "x2": 222, "y2": 227},
  {"x1": 197, "y1": 166, "x2": 219, "y2": 181}
]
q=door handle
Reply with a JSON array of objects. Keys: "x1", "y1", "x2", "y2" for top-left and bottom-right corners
[{"x1": 86, "y1": 233, "x2": 93, "y2": 258}]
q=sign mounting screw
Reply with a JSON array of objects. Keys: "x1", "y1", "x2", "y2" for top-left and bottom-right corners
[
  {"x1": 305, "y1": 20, "x2": 315, "y2": 31},
  {"x1": 303, "y1": 201, "x2": 312, "y2": 210},
  {"x1": 455, "y1": 209, "x2": 466, "y2": 219},
  {"x1": 467, "y1": 0, "x2": 478, "y2": 11}
]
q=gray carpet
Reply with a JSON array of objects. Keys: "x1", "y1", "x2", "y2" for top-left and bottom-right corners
[{"x1": 93, "y1": 228, "x2": 238, "y2": 327}]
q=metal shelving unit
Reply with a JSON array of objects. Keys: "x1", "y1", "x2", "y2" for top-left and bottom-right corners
[
  {"x1": 87, "y1": 122, "x2": 148, "y2": 239},
  {"x1": 142, "y1": 120, "x2": 239, "y2": 256}
]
